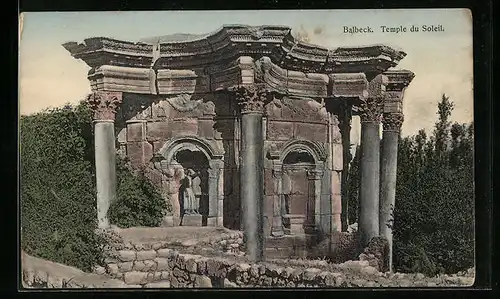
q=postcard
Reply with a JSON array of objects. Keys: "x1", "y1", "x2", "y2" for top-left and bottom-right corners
[{"x1": 19, "y1": 9, "x2": 474, "y2": 289}]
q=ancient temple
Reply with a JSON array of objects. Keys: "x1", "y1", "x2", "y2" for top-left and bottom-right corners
[{"x1": 63, "y1": 25, "x2": 414, "y2": 263}]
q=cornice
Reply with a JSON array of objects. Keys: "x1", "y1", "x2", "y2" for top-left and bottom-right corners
[{"x1": 63, "y1": 25, "x2": 406, "y2": 73}]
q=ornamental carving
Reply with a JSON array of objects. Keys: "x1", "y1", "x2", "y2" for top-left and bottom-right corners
[
  {"x1": 166, "y1": 94, "x2": 204, "y2": 112},
  {"x1": 87, "y1": 91, "x2": 123, "y2": 121},
  {"x1": 307, "y1": 169, "x2": 324, "y2": 180},
  {"x1": 230, "y1": 84, "x2": 268, "y2": 114},
  {"x1": 382, "y1": 113, "x2": 404, "y2": 132},
  {"x1": 358, "y1": 97, "x2": 384, "y2": 123}
]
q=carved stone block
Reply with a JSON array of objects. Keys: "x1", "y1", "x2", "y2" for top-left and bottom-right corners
[
  {"x1": 197, "y1": 119, "x2": 215, "y2": 139},
  {"x1": 147, "y1": 121, "x2": 170, "y2": 140},
  {"x1": 264, "y1": 169, "x2": 275, "y2": 196},
  {"x1": 267, "y1": 121, "x2": 293, "y2": 141},
  {"x1": 294, "y1": 123, "x2": 327, "y2": 143},
  {"x1": 170, "y1": 118, "x2": 199, "y2": 137},
  {"x1": 127, "y1": 122, "x2": 145, "y2": 142}
]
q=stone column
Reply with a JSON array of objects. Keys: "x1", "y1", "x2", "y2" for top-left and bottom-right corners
[
  {"x1": 380, "y1": 112, "x2": 404, "y2": 271},
  {"x1": 87, "y1": 91, "x2": 122, "y2": 229},
  {"x1": 233, "y1": 85, "x2": 267, "y2": 262},
  {"x1": 271, "y1": 163, "x2": 284, "y2": 237},
  {"x1": 338, "y1": 104, "x2": 353, "y2": 231},
  {"x1": 358, "y1": 96, "x2": 384, "y2": 246}
]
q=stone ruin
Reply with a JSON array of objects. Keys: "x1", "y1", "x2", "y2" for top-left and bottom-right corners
[{"x1": 55, "y1": 24, "x2": 420, "y2": 281}]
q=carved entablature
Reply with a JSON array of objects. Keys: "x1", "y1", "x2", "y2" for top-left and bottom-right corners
[
  {"x1": 87, "y1": 91, "x2": 123, "y2": 121},
  {"x1": 384, "y1": 69, "x2": 415, "y2": 91},
  {"x1": 88, "y1": 65, "x2": 153, "y2": 94},
  {"x1": 156, "y1": 69, "x2": 209, "y2": 95},
  {"x1": 329, "y1": 73, "x2": 369, "y2": 98},
  {"x1": 253, "y1": 57, "x2": 329, "y2": 98},
  {"x1": 64, "y1": 25, "x2": 406, "y2": 77},
  {"x1": 325, "y1": 45, "x2": 406, "y2": 73},
  {"x1": 383, "y1": 91, "x2": 404, "y2": 114},
  {"x1": 382, "y1": 69, "x2": 415, "y2": 115}
]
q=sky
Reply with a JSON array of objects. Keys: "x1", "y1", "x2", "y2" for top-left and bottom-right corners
[{"x1": 19, "y1": 9, "x2": 473, "y2": 139}]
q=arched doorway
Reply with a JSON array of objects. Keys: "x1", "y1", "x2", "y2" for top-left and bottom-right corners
[
  {"x1": 269, "y1": 139, "x2": 326, "y2": 237},
  {"x1": 174, "y1": 149, "x2": 210, "y2": 226},
  {"x1": 282, "y1": 150, "x2": 316, "y2": 235},
  {"x1": 157, "y1": 136, "x2": 224, "y2": 227}
]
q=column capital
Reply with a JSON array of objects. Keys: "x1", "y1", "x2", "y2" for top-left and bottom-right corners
[
  {"x1": 359, "y1": 97, "x2": 384, "y2": 124},
  {"x1": 229, "y1": 84, "x2": 269, "y2": 114},
  {"x1": 382, "y1": 113, "x2": 404, "y2": 132},
  {"x1": 87, "y1": 91, "x2": 123, "y2": 121}
]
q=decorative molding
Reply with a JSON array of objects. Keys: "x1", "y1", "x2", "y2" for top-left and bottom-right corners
[
  {"x1": 87, "y1": 91, "x2": 122, "y2": 121},
  {"x1": 382, "y1": 113, "x2": 404, "y2": 132}
]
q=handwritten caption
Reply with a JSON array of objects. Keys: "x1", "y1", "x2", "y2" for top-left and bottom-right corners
[{"x1": 343, "y1": 25, "x2": 445, "y2": 34}]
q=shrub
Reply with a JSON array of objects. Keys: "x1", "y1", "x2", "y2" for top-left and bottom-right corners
[{"x1": 110, "y1": 159, "x2": 170, "y2": 228}]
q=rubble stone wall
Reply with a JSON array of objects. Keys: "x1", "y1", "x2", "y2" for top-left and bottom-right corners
[{"x1": 92, "y1": 230, "x2": 474, "y2": 289}]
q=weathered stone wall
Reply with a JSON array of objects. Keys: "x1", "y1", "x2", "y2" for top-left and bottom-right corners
[
  {"x1": 113, "y1": 92, "x2": 343, "y2": 236},
  {"x1": 21, "y1": 252, "x2": 128, "y2": 289},
  {"x1": 93, "y1": 230, "x2": 474, "y2": 289},
  {"x1": 97, "y1": 247, "x2": 474, "y2": 288}
]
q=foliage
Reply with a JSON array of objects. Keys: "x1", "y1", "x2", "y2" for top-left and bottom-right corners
[
  {"x1": 347, "y1": 94, "x2": 474, "y2": 275},
  {"x1": 20, "y1": 100, "x2": 171, "y2": 271},
  {"x1": 110, "y1": 160, "x2": 170, "y2": 228},
  {"x1": 20, "y1": 103, "x2": 104, "y2": 271}
]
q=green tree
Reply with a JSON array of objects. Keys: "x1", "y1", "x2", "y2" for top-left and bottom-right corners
[{"x1": 347, "y1": 93, "x2": 474, "y2": 275}]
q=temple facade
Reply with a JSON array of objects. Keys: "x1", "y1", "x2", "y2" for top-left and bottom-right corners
[{"x1": 64, "y1": 25, "x2": 414, "y2": 263}]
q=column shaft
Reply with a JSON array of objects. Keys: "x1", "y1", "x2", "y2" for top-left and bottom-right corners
[
  {"x1": 241, "y1": 112, "x2": 264, "y2": 262},
  {"x1": 359, "y1": 121, "x2": 381, "y2": 245},
  {"x1": 380, "y1": 130, "x2": 399, "y2": 270},
  {"x1": 94, "y1": 121, "x2": 117, "y2": 229}
]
